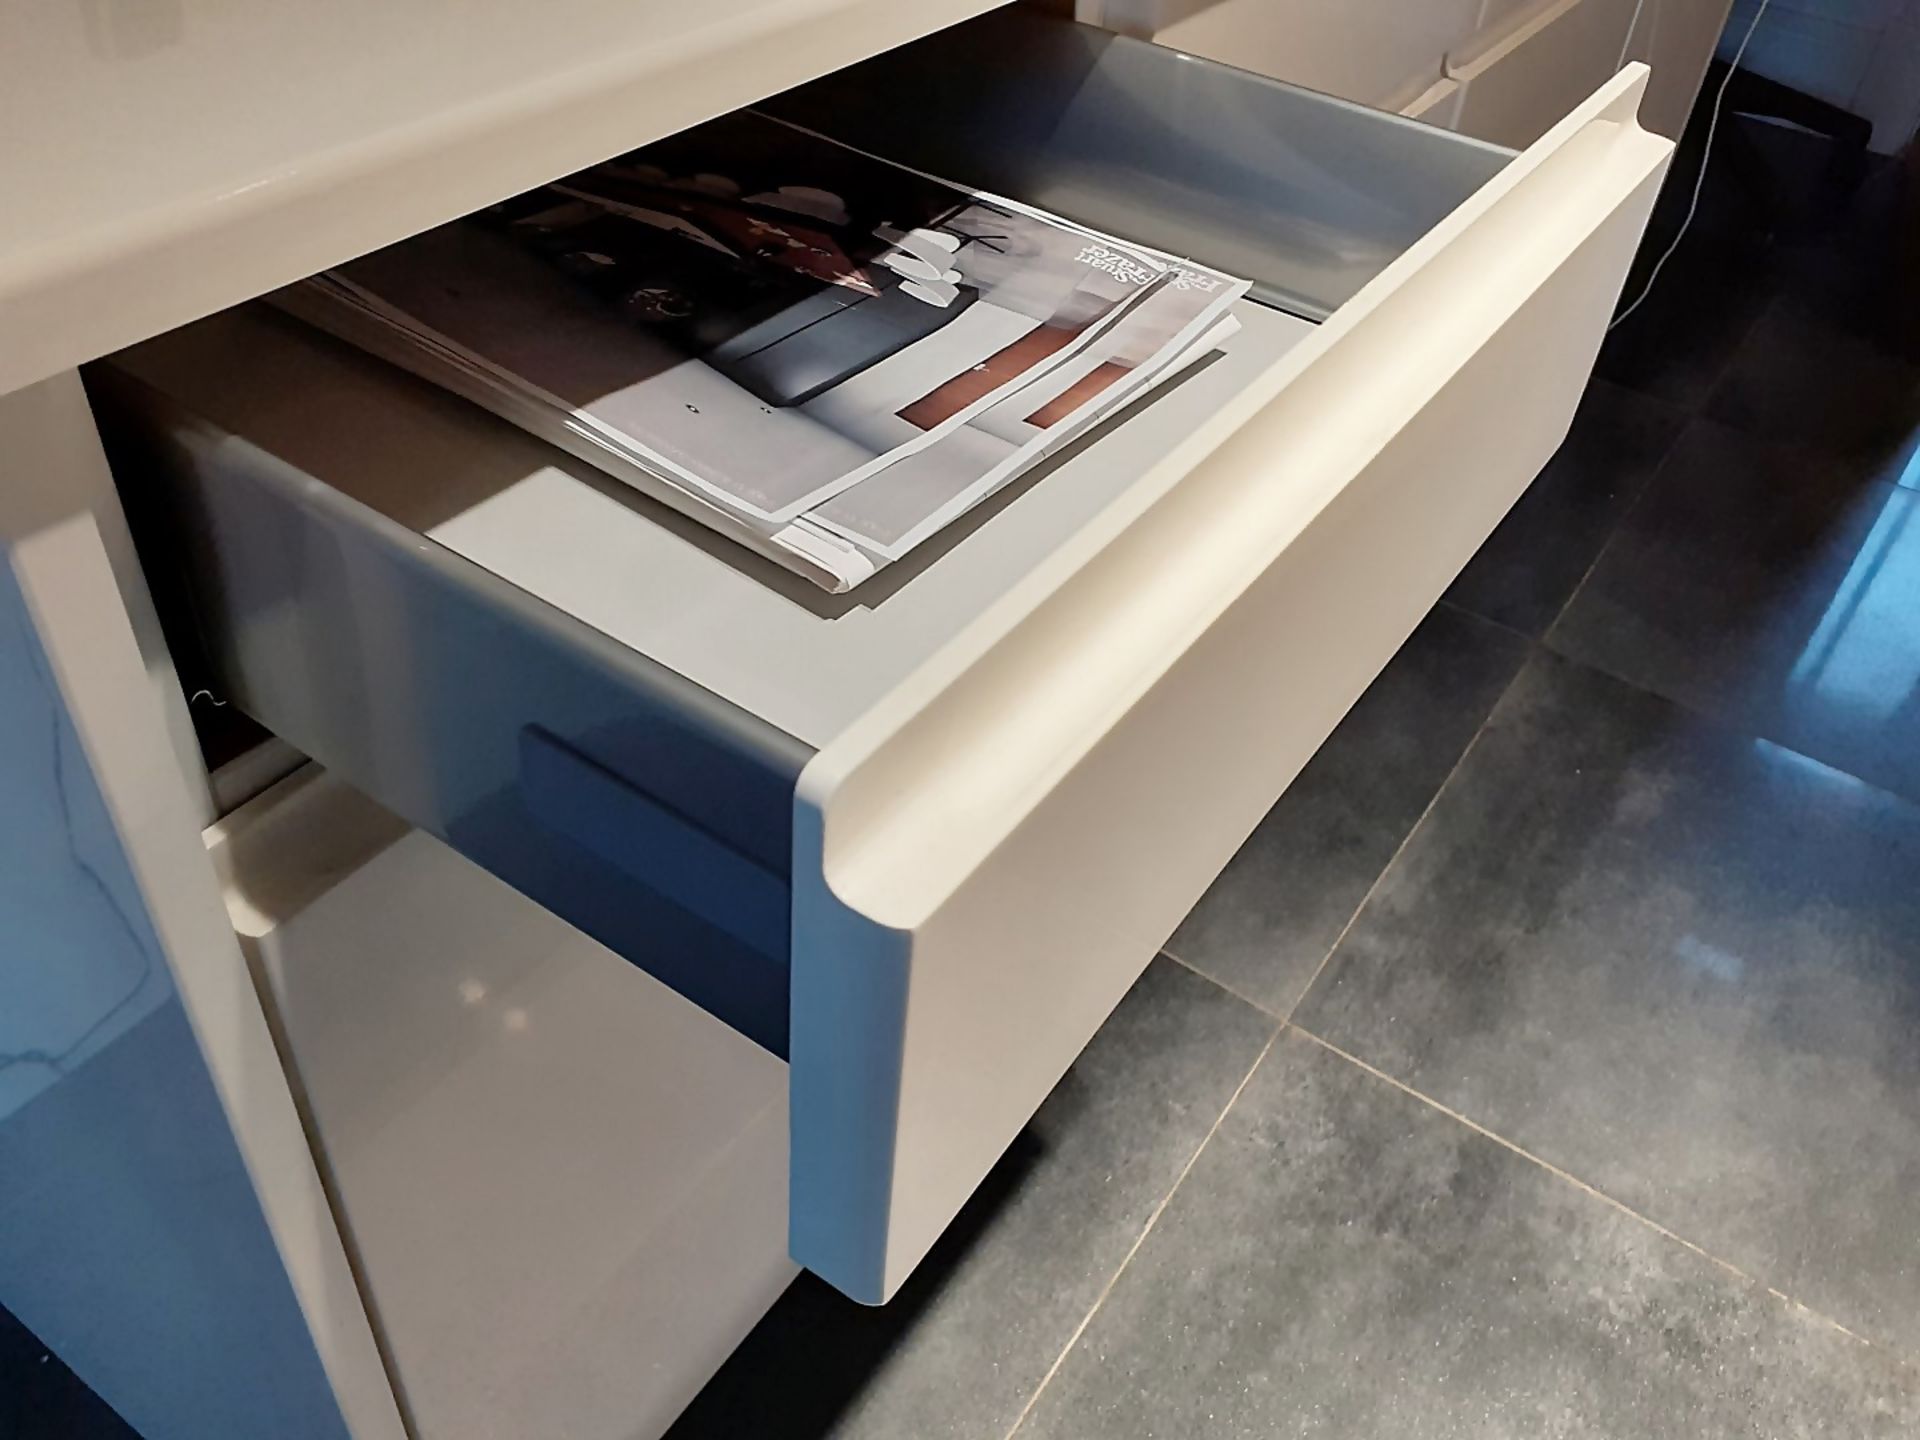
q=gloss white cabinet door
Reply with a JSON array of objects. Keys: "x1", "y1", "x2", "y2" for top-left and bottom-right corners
[
  {"x1": 209, "y1": 768, "x2": 795, "y2": 1440},
  {"x1": 0, "y1": 375, "x2": 401, "y2": 1438}
]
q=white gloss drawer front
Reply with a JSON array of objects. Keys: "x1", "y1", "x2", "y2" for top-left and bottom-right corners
[{"x1": 96, "y1": 14, "x2": 1671, "y2": 1305}]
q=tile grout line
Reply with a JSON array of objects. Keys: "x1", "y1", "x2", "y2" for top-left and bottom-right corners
[
  {"x1": 1536, "y1": 637, "x2": 1920, "y2": 811},
  {"x1": 1165, "y1": 602, "x2": 1537, "y2": 1030},
  {"x1": 1541, "y1": 411, "x2": 1693, "y2": 648},
  {"x1": 1287, "y1": 1024, "x2": 1881, "y2": 1352},
  {"x1": 1535, "y1": 394, "x2": 1920, "y2": 806},
  {"x1": 1558, "y1": 264, "x2": 1784, "y2": 643},
  {"x1": 1692, "y1": 282, "x2": 1784, "y2": 418},
  {"x1": 1001, "y1": 1024, "x2": 1282, "y2": 1440},
  {"x1": 1156, "y1": 946, "x2": 1284, "y2": 1020},
  {"x1": 1277, "y1": 656, "x2": 1526, "y2": 1023},
  {"x1": 1434, "y1": 595, "x2": 1533, "y2": 647}
]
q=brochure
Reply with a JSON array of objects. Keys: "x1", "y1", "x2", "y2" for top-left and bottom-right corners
[{"x1": 277, "y1": 109, "x2": 1253, "y2": 592}]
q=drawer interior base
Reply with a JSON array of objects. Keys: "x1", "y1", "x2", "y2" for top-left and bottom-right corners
[{"x1": 100, "y1": 298, "x2": 1316, "y2": 751}]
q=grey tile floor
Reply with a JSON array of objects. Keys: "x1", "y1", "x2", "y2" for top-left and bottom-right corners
[{"x1": 13, "y1": 111, "x2": 1920, "y2": 1440}]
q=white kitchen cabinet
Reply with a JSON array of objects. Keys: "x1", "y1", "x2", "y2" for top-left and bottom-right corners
[
  {"x1": 4, "y1": 0, "x2": 1672, "y2": 1431},
  {"x1": 98, "y1": 10, "x2": 1669, "y2": 1305}
]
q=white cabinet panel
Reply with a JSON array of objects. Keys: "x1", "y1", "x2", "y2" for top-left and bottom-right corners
[
  {"x1": 0, "y1": 376, "x2": 399, "y2": 1440},
  {"x1": 209, "y1": 769, "x2": 795, "y2": 1440}
]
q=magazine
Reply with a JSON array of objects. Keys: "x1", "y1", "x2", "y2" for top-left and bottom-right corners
[
  {"x1": 815, "y1": 262, "x2": 1246, "y2": 559},
  {"x1": 277, "y1": 110, "x2": 1252, "y2": 592}
]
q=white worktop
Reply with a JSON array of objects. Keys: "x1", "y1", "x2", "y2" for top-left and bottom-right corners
[{"x1": 0, "y1": 0, "x2": 1001, "y2": 395}]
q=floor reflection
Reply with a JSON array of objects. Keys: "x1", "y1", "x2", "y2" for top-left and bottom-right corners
[{"x1": 1785, "y1": 481, "x2": 1920, "y2": 730}]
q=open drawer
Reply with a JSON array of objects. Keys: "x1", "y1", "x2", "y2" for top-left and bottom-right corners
[{"x1": 91, "y1": 10, "x2": 1670, "y2": 1304}]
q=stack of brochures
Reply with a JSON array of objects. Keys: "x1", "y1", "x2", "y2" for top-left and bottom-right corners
[{"x1": 275, "y1": 110, "x2": 1251, "y2": 592}]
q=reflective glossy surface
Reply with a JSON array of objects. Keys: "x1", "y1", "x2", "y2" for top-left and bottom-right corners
[
  {"x1": 1445, "y1": 379, "x2": 1686, "y2": 636},
  {"x1": 1706, "y1": 297, "x2": 1920, "y2": 470},
  {"x1": 0, "y1": 562, "x2": 349, "y2": 1440},
  {"x1": 1168, "y1": 603, "x2": 1527, "y2": 1012},
  {"x1": 668, "y1": 959, "x2": 1273, "y2": 1440},
  {"x1": 1296, "y1": 652, "x2": 1920, "y2": 1352},
  {"x1": 215, "y1": 770, "x2": 795, "y2": 1440},
  {"x1": 1551, "y1": 418, "x2": 1920, "y2": 804},
  {"x1": 1020, "y1": 1031, "x2": 1920, "y2": 1440}
]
